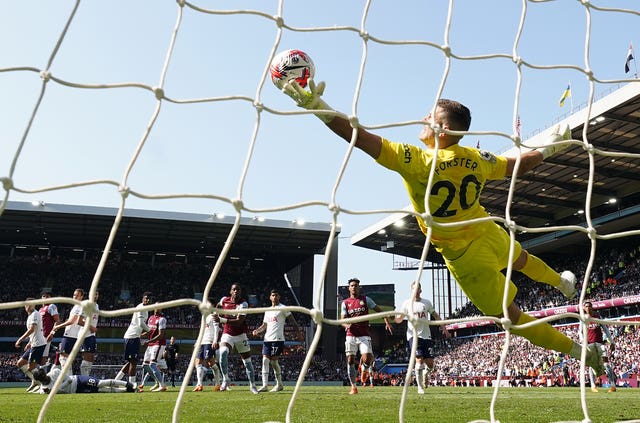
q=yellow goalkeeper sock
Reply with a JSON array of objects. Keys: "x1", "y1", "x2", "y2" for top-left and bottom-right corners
[
  {"x1": 519, "y1": 253, "x2": 561, "y2": 287},
  {"x1": 510, "y1": 312, "x2": 573, "y2": 354}
]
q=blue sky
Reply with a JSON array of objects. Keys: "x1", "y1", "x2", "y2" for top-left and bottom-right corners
[{"x1": 1, "y1": 0, "x2": 638, "y2": 309}]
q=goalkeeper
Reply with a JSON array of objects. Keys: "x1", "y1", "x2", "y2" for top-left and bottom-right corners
[{"x1": 281, "y1": 79, "x2": 606, "y2": 376}]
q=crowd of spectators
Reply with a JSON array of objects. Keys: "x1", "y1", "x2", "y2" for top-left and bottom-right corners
[
  {"x1": 0, "y1": 253, "x2": 307, "y2": 328},
  {"x1": 427, "y1": 324, "x2": 639, "y2": 387}
]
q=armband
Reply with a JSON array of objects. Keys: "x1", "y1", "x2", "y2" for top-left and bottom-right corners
[{"x1": 219, "y1": 317, "x2": 228, "y2": 324}]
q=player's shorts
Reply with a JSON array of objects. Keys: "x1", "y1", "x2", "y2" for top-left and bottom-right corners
[
  {"x1": 22, "y1": 344, "x2": 46, "y2": 364},
  {"x1": 59, "y1": 336, "x2": 78, "y2": 355},
  {"x1": 124, "y1": 337, "x2": 141, "y2": 361},
  {"x1": 262, "y1": 341, "x2": 285, "y2": 357},
  {"x1": 157, "y1": 358, "x2": 167, "y2": 370},
  {"x1": 442, "y1": 221, "x2": 521, "y2": 316},
  {"x1": 82, "y1": 336, "x2": 97, "y2": 354},
  {"x1": 345, "y1": 335, "x2": 373, "y2": 356},
  {"x1": 75, "y1": 375, "x2": 100, "y2": 393},
  {"x1": 409, "y1": 337, "x2": 434, "y2": 359},
  {"x1": 42, "y1": 341, "x2": 53, "y2": 359},
  {"x1": 198, "y1": 344, "x2": 216, "y2": 361},
  {"x1": 220, "y1": 333, "x2": 251, "y2": 354},
  {"x1": 166, "y1": 359, "x2": 177, "y2": 371},
  {"x1": 143, "y1": 344, "x2": 165, "y2": 364}
]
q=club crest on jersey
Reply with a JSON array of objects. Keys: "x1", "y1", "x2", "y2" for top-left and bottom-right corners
[
  {"x1": 479, "y1": 150, "x2": 497, "y2": 164},
  {"x1": 359, "y1": 300, "x2": 365, "y2": 306}
]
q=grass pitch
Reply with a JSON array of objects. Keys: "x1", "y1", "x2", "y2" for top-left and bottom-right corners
[{"x1": 2, "y1": 385, "x2": 639, "y2": 423}]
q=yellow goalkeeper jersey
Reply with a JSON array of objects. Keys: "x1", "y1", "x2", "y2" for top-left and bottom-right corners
[{"x1": 376, "y1": 138, "x2": 508, "y2": 251}]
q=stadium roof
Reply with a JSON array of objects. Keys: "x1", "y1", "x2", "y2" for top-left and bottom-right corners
[
  {"x1": 0, "y1": 201, "x2": 336, "y2": 270},
  {"x1": 352, "y1": 82, "x2": 640, "y2": 264}
]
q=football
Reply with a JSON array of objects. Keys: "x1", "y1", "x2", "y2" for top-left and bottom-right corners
[{"x1": 269, "y1": 49, "x2": 315, "y2": 90}]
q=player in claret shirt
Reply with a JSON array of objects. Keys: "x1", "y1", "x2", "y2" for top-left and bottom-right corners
[
  {"x1": 213, "y1": 283, "x2": 259, "y2": 394},
  {"x1": 39, "y1": 291, "x2": 60, "y2": 373},
  {"x1": 141, "y1": 305, "x2": 168, "y2": 392},
  {"x1": 582, "y1": 301, "x2": 617, "y2": 393},
  {"x1": 341, "y1": 278, "x2": 393, "y2": 394}
]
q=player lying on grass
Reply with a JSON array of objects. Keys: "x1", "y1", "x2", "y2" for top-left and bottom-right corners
[{"x1": 32, "y1": 367, "x2": 135, "y2": 394}]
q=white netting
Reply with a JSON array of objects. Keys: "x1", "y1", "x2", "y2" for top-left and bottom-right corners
[{"x1": 2, "y1": 1, "x2": 640, "y2": 422}]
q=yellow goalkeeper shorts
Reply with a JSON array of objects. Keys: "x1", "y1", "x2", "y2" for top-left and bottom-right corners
[{"x1": 441, "y1": 221, "x2": 522, "y2": 316}]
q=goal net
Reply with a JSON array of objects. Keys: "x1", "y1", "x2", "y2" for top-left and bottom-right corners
[{"x1": 1, "y1": 1, "x2": 640, "y2": 422}]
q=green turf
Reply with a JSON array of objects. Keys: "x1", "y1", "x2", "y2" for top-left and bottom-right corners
[{"x1": 1, "y1": 385, "x2": 639, "y2": 423}]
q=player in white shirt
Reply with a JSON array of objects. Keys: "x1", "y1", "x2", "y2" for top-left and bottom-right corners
[
  {"x1": 15, "y1": 299, "x2": 47, "y2": 392},
  {"x1": 394, "y1": 281, "x2": 450, "y2": 394},
  {"x1": 81, "y1": 291, "x2": 99, "y2": 376},
  {"x1": 115, "y1": 292, "x2": 152, "y2": 389},
  {"x1": 51, "y1": 289, "x2": 85, "y2": 374},
  {"x1": 32, "y1": 367, "x2": 134, "y2": 394},
  {"x1": 193, "y1": 312, "x2": 222, "y2": 391},
  {"x1": 252, "y1": 290, "x2": 303, "y2": 392}
]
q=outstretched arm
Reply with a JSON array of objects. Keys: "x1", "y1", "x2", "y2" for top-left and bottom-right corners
[
  {"x1": 507, "y1": 151, "x2": 544, "y2": 176},
  {"x1": 326, "y1": 117, "x2": 382, "y2": 160},
  {"x1": 283, "y1": 80, "x2": 382, "y2": 159},
  {"x1": 506, "y1": 124, "x2": 573, "y2": 176}
]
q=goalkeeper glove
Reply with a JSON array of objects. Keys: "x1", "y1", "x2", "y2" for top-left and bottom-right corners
[
  {"x1": 282, "y1": 79, "x2": 335, "y2": 123},
  {"x1": 539, "y1": 124, "x2": 572, "y2": 159}
]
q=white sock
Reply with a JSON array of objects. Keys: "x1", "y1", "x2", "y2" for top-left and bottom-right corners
[
  {"x1": 150, "y1": 363, "x2": 164, "y2": 386},
  {"x1": 80, "y1": 360, "x2": 92, "y2": 376},
  {"x1": 20, "y1": 365, "x2": 34, "y2": 381},
  {"x1": 347, "y1": 363, "x2": 357, "y2": 386},
  {"x1": 212, "y1": 364, "x2": 222, "y2": 385},
  {"x1": 262, "y1": 356, "x2": 270, "y2": 386},
  {"x1": 271, "y1": 360, "x2": 282, "y2": 386},
  {"x1": 415, "y1": 364, "x2": 425, "y2": 389},
  {"x1": 115, "y1": 371, "x2": 125, "y2": 380},
  {"x1": 59, "y1": 356, "x2": 68, "y2": 373},
  {"x1": 243, "y1": 357, "x2": 255, "y2": 386},
  {"x1": 588, "y1": 368, "x2": 596, "y2": 387},
  {"x1": 196, "y1": 365, "x2": 204, "y2": 386},
  {"x1": 219, "y1": 346, "x2": 229, "y2": 382}
]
